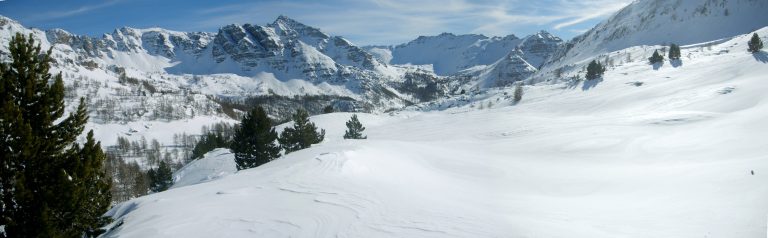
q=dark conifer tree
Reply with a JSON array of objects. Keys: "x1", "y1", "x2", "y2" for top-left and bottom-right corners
[
  {"x1": 0, "y1": 33, "x2": 111, "y2": 237},
  {"x1": 748, "y1": 33, "x2": 764, "y2": 53},
  {"x1": 513, "y1": 84, "x2": 523, "y2": 104},
  {"x1": 669, "y1": 44, "x2": 682, "y2": 60},
  {"x1": 585, "y1": 60, "x2": 606, "y2": 80},
  {"x1": 278, "y1": 109, "x2": 325, "y2": 154},
  {"x1": 148, "y1": 160, "x2": 173, "y2": 192},
  {"x1": 648, "y1": 50, "x2": 664, "y2": 64},
  {"x1": 231, "y1": 106, "x2": 280, "y2": 170},
  {"x1": 343, "y1": 114, "x2": 367, "y2": 139},
  {"x1": 191, "y1": 132, "x2": 229, "y2": 160},
  {"x1": 322, "y1": 105, "x2": 334, "y2": 114}
]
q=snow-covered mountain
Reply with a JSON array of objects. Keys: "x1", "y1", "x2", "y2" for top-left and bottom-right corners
[
  {"x1": 102, "y1": 26, "x2": 768, "y2": 237},
  {"x1": 0, "y1": 15, "x2": 450, "y2": 120},
  {"x1": 367, "y1": 31, "x2": 562, "y2": 76},
  {"x1": 540, "y1": 0, "x2": 768, "y2": 77},
  {"x1": 3, "y1": 0, "x2": 768, "y2": 236},
  {"x1": 22, "y1": 15, "x2": 389, "y2": 82}
]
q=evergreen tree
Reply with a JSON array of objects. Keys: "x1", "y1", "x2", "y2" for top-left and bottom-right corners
[
  {"x1": 513, "y1": 84, "x2": 523, "y2": 104},
  {"x1": 343, "y1": 114, "x2": 367, "y2": 139},
  {"x1": 148, "y1": 160, "x2": 173, "y2": 192},
  {"x1": 585, "y1": 60, "x2": 606, "y2": 80},
  {"x1": 748, "y1": 33, "x2": 764, "y2": 53},
  {"x1": 0, "y1": 33, "x2": 111, "y2": 237},
  {"x1": 191, "y1": 132, "x2": 229, "y2": 160},
  {"x1": 278, "y1": 109, "x2": 325, "y2": 154},
  {"x1": 230, "y1": 106, "x2": 280, "y2": 170},
  {"x1": 322, "y1": 105, "x2": 334, "y2": 114},
  {"x1": 648, "y1": 50, "x2": 664, "y2": 64},
  {"x1": 669, "y1": 43, "x2": 682, "y2": 60}
]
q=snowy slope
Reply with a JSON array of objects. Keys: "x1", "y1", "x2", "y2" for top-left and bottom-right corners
[
  {"x1": 171, "y1": 148, "x2": 237, "y2": 189},
  {"x1": 541, "y1": 0, "x2": 768, "y2": 75},
  {"x1": 102, "y1": 29, "x2": 768, "y2": 237}
]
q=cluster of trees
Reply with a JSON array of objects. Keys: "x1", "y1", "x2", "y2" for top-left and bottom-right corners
[
  {"x1": 647, "y1": 43, "x2": 679, "y2": 65},
  {"x1": 104, "y1": 153, "x2": 149, "y2": 203},
  {"x1": 585, "y1": 60, "x2": 606, "y2": 80},
  {"x1": 191, "y1": 132, "x2": 231, "y2": 160},
  {"x1": 0, "y1": 33, "x2": 111, "y2": 237},
  {"x1": 278, "y1": 109, "x2": 326, "y2": 154},
  {"x1": 647, "y1": 33, "x2": 763, "y2": 65},
  {"x1": 147, "y1": 161, "x2": 173, "y2": 192},
  {"x1": 232, "y1": 107, "x2": 368, "y2": 170}
]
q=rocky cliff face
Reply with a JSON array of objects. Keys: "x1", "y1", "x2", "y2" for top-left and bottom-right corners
[{"x1": 2, "y1": 15, "x2": 385, "y2": 86}]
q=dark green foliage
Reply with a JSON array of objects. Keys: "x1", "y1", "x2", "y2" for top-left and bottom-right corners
[
  {"x1": 278, "y1": 109, "x2": 325, "y2": 154},
  {"x1": 147, "y1": 161, "x2": 173, "y2": 192},
  {"x1": 748, "y1": 33, "x2": 764, "y2": 53},
  {"x1": 0, "y1": 33, "x2": 111, "y2": 237},
  {"x1": 213, "y1": 94, "x2": 362, "y2": 122},
  {"x1": 191, "y1": 132, "x2": 230, "y2": 160},
  {"x1": 648, "y1": 50, "x2": 664, "y2": 64},
  {"x1": 585, "y1": 60, "x2": 606, "y2": 80},
  {"x1": 231, "y1": 106, "x2": 280, "y2": 170},
  {"x1": 668, "y1": 44, "x2": 682, "y2": 60},
  {"x1": 323, "y1": 105, "x2": 334, "y2": 114},
  {"x1": 343, "y1": 114, "x2": 367, "y2": 139},
  {"x1": 104, "y1": 153, "x2": 149, "y2": 203},
  {"x1": 513, "y1": 84, "x2": 523, "y2": 104}
]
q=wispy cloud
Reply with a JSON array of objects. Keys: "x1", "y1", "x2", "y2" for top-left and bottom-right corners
[
  {"x1": 551, "y1": 0, "x2": 633, "y2": 30},
  {"x1": 27, "y1": 0, "x2": 121, "y2": 21},
  {"x1": 188, "y1": 0, "x2": 633, "y2": 45}
]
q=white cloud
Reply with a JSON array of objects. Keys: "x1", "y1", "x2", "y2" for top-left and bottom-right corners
[
  {"x1": 188, "y1": 0, "x2": 633, "y2": 45},
  {"x1": 551, "y1": 0, "x2": 634, "y2": 30},
  {"x1": 27, "y1": 0, "x2": 121, "y2": 21}
]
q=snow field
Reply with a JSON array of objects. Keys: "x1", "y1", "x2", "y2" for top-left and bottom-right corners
[{"x1": 105, "y1": 29, "x2": 768, "y2": 237}]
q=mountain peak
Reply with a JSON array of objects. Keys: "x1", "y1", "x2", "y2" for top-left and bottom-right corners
[{"x1": 272, "y1": 15, "x2": 307, "y2": 28}]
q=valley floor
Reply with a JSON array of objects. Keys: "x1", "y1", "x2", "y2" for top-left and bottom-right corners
[{"x1": 104, "y1": 35, "x2": 768, "y2": 238}]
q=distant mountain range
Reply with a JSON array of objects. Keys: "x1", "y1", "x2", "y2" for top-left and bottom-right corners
[
  {"x1": 0, "y1": 14, "x2": 566, "y2": 119},
  {"x1": 0, "y1": 0, "x2": 766, "y2": 119}
]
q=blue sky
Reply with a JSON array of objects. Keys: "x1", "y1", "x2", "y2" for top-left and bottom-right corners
[{"x1": 0, "y1": 0, "x2": 633, "y2": 46}]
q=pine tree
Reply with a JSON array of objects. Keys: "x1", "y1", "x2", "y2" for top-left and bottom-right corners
[
  {"x1": 148, "y1": 160, "x2": 173, "y2": 192},
  {"x1": 278, "y1": 109, "x2": 325, "y2": 154},
  {"x1": 0, "y1": 33, "x2": 111, "y2": 237},
  {"x1": 231, "y1": 106, "x2": 280, "y2": 170},
  {"x1": 668, "y1": 43, "x2": 682, "y2": 60},
  {"x1": 648, "y1": 50, "x2": 664, "y2": 64},
  {"x1": 191, "y1": 132, "x2": 229, "y2": 160},
  {"x1": 343, "y1": 114, "x2": 367, "y2": 139},
  {"x1": 513, "y1": 84, "x2": 523, "y2": 104},
  {"x1": 748, "y1": 33, "x2": 764, "y2": 53},
  {"x1": 322, "y1": 105, "x2": 334, "y2": 114},
  {"x1": 585, "y1": 60, "x2": 605, "y2": 80}
]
